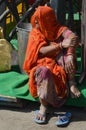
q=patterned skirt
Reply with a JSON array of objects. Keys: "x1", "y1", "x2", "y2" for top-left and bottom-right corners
[{"x1": 35, "y1": 66, "x2": 69, "y2": 108}]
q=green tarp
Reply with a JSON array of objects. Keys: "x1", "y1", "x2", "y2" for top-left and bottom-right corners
[
  {"x1": 0, "y1": 70, "x2": 38, "y2": 102},
  {"x1": 0, "y1": 69, "x2": 86, "y2": 107}
]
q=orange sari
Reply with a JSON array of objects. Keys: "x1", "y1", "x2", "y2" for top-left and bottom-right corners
[{"x1": 23, "y1": 6, "x2": 68, "y2": 98}]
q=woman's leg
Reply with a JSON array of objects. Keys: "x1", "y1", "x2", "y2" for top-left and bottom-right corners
[
  {"x1": 67, "y1": 70, "x2": 81, "y2": 98},
  {"x1": 35, "y1": 66, "x2": 64, "y2": 121},
  {"x1": 35, "y1": 66, "x2": 54, "y2": 121},
  {"x1": 35, "y1": 66, "x2": 68, "y2": 122},
  {"x1": 64, "y1": 56, "x2": 81, "y2": 98},
  {"x1": 56, "y1": 52, "x2": 81, "y2": 98}
]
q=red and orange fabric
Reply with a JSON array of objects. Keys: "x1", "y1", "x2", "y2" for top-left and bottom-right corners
[{"x1": 23, "y1": 6, "x2": 68, "y2": 98}]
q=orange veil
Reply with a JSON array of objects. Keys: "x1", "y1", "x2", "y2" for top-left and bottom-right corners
[{"x1": 23, "y1": 6, "x2": 67, "y2": 98}]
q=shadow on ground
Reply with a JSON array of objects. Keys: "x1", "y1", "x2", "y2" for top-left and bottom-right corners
[{"x1": 0, "y1": 100, "x2": 86, "y2": 123}]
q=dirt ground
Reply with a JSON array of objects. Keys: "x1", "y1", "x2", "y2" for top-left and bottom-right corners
[{"x1": 0, "y1": 100, "x2": 86, "y2": 130}]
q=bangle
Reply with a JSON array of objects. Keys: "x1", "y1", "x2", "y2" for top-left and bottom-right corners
[
  {"x1": 59, "y1": 42, "x2": 63, "y2": 49},
  {"x1": 55, "y1": 44, "x2": 60, "y2": 51},
  {"x1": 66, "y1": 53, "x2": 74, "y2": 56},
  {"x1": 55, "y1": 44, "x2": 61, "y2": 56},
  {"x1": 67, "y1": 47, "x2": 75, "y2": 55}
]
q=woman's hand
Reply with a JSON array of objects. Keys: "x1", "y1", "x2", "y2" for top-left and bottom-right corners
[
  {"x1": 62, "y1": 32, "x2": 79, "y2": 49},
  {"x1": 65, "y1": 55, "x2": 75, "y2": 74},
  {"x1": 70, "y1": 35, "x2": 79, "y2": 47},
  {"x1": 62, "y1": 38, "x2": 72, "y2": 48}
]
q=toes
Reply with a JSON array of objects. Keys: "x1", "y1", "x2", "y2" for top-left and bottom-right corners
[
  {"x1": 70, "y1": 91, "x2": 81, "y2": 98},
  {"x1": 70, "y1": 85, "x2": 81, "y2": 98}
]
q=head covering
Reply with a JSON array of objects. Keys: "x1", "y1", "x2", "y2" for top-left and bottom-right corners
[
  {"x1": 31, "y1": 6, "x2": 67, "y2": 40},
  {"x1": 23, "y1": 6, "x2": 67, "y2": 98}
]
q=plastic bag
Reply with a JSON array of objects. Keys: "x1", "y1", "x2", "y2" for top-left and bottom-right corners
[{"x1": 0, "y1": 27, "x2": 12, "y2": 72}]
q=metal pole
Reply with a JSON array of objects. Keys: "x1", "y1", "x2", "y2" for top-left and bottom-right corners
[
  {"x1": 50, "y1": 0, "x2": 66, "y2": 25},
  {"x1": 0, "y1": 1, "x2": 6, "y2": 37},
  {"x1": 79, "y1": 0, "x2": 86, "y2": 83}
]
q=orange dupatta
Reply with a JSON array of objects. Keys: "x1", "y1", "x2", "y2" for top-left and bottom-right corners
[{"x1": 23, "y1": 6, "x2": 68, "y2": 98}]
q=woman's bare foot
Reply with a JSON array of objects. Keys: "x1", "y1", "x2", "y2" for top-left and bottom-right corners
[
  {"x1": 36, "y1": 104, "x2": 47, "y2": 121},
  {"x1": 70, "y1": 84, "x2": 81, "y2": 98},
  {"x1": 35, "y1": 98, "x2": 48, "y2": 123}
]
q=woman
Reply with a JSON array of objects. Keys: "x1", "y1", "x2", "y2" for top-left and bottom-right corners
[{"x1": 23, "y1": 6, "x2": 81, "y2": 125}]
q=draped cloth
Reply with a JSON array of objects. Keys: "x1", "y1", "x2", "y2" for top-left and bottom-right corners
[{"x1": 23, "y1": 6, "x2": 68, "y2": 98}]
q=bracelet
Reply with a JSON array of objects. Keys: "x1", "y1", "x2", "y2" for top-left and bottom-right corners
[
  {"x1": 54, "y1": 44, "x2": 61, "y2": 56},
  {"x1": 55, "y1": 44, "x2": 60, "y2": 51},
  {"x1": 67, "y1": 47, "x2": 75, "y2": 55},
  {"x1": 66, "y1": 53, "x2": 74, "y2": 56},
  {"x1": 59, "y1": 42, "x2": 63, "y2": 50}
]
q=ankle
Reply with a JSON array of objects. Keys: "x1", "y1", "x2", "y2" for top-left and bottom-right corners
[{"x1": 69, "y1": 79, "x2": 76, "y2": 87}]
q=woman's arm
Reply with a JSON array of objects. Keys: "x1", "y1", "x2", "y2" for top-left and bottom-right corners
[
  {"x1": 61, "y1": 29, "x2": 80, "y2": 74},
  {"x1": 62, "y1": 29, "x2": 80, "y2": 56},
  {"x1": 39, "y1": 42, "x2": 62, "y2": 57},
  {"x1": 62, "y1": 29, "x2": 79, "y2": 48}
]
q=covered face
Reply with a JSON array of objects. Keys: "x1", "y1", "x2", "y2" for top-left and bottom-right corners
[{"x1": 31, "y1": 6, "x2": 67, "y2": 41}]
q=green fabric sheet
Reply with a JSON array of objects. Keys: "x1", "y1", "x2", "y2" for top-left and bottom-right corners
[
  {"x1": 0, "y1": 70, "x2": 38, "y2": 102},
  {"x1": 0, "y1": 69, "x2": 86, "y2": 107}
]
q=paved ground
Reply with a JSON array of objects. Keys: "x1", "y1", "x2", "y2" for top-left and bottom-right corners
[{"x1": 0, "y1": 100, "x2": 86, "y2": 130}]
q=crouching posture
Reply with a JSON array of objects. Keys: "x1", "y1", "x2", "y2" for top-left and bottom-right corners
[{"x1": 23, "y1": 6, "x2": 81, "y2": 125}]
